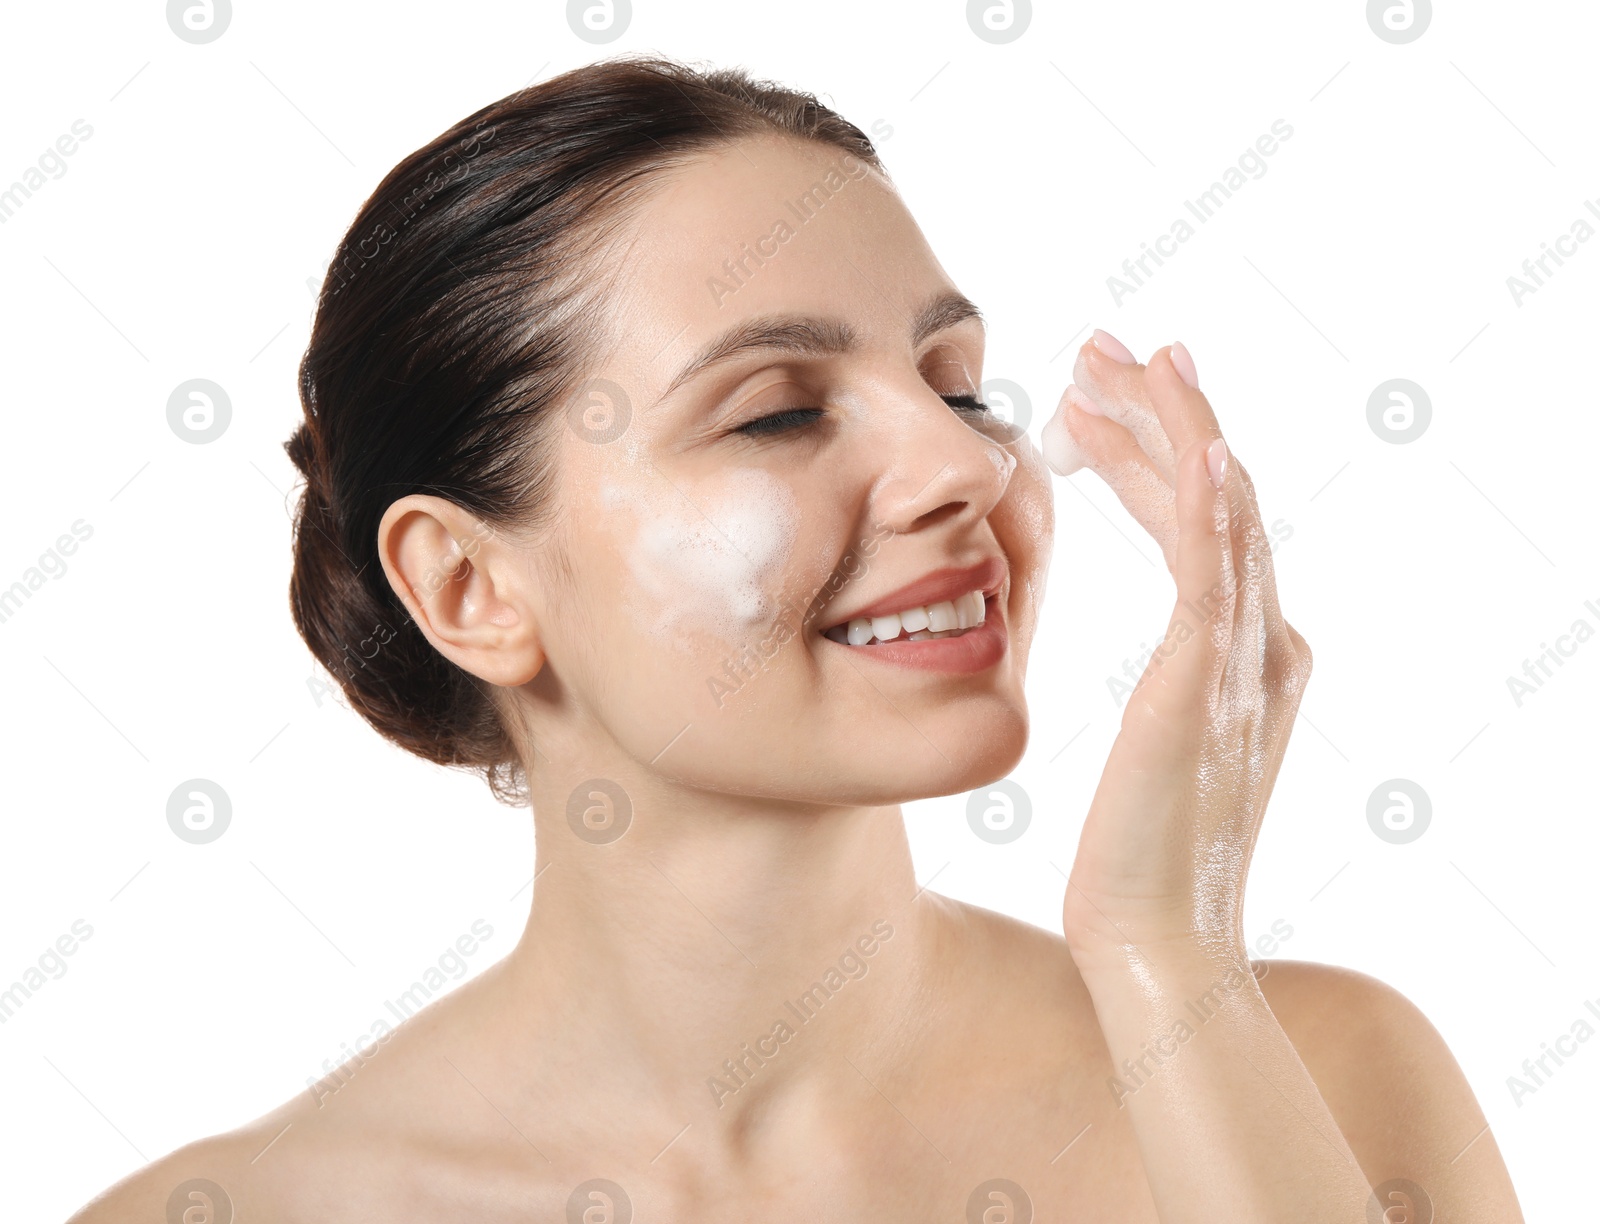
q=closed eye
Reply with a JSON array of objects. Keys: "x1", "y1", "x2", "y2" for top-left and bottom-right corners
[
  {"x1": 734, "y1": 393, "x2": 991, "y2": 438},
  {"x1": 942, "y1": 392, "x2": 989, "y2": 414},
  {"x1": 734, "y1": 406, "x2": 826, "y2": 437}
]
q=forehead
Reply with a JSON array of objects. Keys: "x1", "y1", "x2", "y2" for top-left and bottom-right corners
[{"x1": 597, "y1": 135, "x2": 958, "y2": 384}]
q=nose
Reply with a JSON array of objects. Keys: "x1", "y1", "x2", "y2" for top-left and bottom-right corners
[{"x1": 866, "y1": 381, "x2": 1019, "y2": 538}]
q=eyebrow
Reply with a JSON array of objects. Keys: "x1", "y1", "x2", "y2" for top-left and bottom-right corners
[{"x1": 658, "y1": 290, "x2": 985, "y2": 401}]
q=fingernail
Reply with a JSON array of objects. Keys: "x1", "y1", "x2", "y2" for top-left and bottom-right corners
[
  {"x1": 1064, "y1": 382, "x2": 1104, "y2": 417},
  {"x1": 1170, "y1": 341, "x2": 1199, "y2": 389},
  {"x1": 1206, "y1": 437, "x2": 1228, "y2": 490},
  {"x1": 1091, "y1": 329, "x2": 1137, "y2": 364}
]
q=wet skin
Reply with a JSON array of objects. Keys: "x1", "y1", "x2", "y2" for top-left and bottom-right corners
[{"x1": 69, "y1": 136, "x2": 1523, "y2": 1223}]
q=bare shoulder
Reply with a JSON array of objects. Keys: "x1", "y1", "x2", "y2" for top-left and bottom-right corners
[
  {"x1": 929, "y1": 895, "x2": 1101, "y2": 1046},
  {"x1": 934, "y1": 895, "x2": 1083, "y2": 992},
  {"x1": 64, "y1": 976, "x2": 498, "y2": 1223},
  {"x1": 1258, "y1": 959, "x2": 1525, "y2": 1221},
  {"x1": 64, "y1": 1103, "x2": 298, "y2": 1223},
  {"x1": 63, "y1": 1053, "x2": 463, "y2": 1223},
  {"x1": 1256, "y1": 957, "x2": 1473, "y2": 1126}
]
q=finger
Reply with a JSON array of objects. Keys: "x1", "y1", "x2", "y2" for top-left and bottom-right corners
[
  {"x1": 1043, "y1": 383, "x2": 1179, "y2": 570},
  {"x1": 1224, "y1": 454, "x2": 1286, "y2": 628},
  {"x1": 1141, "y1": 342, "x2": 1224, "y2": 471},
  {"x1": 1071, "y1": 340, "x2": 1176, "y2": 478},
  {"x1": 1140, "y1": 350, "x2": 1291, "y2": 675},
  {"x1": 1227, "y1": 457, "x2": 1296, "y2": 655},
  {"x1": 1133, "y1": 435, "x2": 1235, "y2": 721},
  {"x1": 1039, "y1": 385, "x2": 1090, "y2": 476},
  {"x1": 1276, "y1": 620, "x2": 1313, "y2": 707},
  {"x1": 1214, "y1": 448, "x2": 1310, "y2": 745}
]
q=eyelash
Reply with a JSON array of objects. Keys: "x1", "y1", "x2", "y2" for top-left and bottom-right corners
[{"x1": 735, "y1": 393, "x2": 990, "y2": 438}]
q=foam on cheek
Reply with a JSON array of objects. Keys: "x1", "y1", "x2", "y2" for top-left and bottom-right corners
[{"x1": 605, "y1": 468, "x2": 800, "y2": 645}]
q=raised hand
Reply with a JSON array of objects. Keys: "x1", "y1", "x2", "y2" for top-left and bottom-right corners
[
  {"x1": 1036, "y1": 341, "x2": 1521, "y2": 1223},
  {"x1": 1043, "y1": 332, "x2": 1313, "y2": 964}
]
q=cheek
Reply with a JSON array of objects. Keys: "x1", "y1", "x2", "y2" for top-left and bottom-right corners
[
  {"x1": 1008, "y1": 438, "x2": 1054, "y2": 547},
  {"x1": 603, "y1": 467, "x2": 801, "y2": 646},
  {"x1": 1001, "y1": 440, "x2": 1055, "y2": 615}
]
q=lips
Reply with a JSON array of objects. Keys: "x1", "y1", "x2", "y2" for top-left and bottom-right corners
[{"x1": 823, "y1": 555, "x2": 1006, "y2": 631}]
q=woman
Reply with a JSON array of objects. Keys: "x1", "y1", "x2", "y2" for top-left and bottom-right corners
[{"x1": 71, "y1": 55, "x2": 1522, "y2": 1222}]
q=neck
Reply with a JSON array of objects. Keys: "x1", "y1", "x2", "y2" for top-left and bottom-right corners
[{"x1": 490, "y1": 774, "x2": 946, "y2": 1139}]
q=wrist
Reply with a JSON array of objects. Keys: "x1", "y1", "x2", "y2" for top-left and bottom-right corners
[
  {"x1": 1068, "y1": 928, "x2": 1254, "y2": 979},
  {"x1": 1062, "y1": 882, "x2": 1248, "y2": 979},
  {"x1": 1069, "y1": 937, "x2": 1270, "y2": 1032},
  {"x1": 1064, "y1": 924, "x2": 1252, "y2": 988}
]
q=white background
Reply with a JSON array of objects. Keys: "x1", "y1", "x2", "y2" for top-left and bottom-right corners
[{"x1": 2, "y1": 1, "x2": 1595, "y2": 1218}]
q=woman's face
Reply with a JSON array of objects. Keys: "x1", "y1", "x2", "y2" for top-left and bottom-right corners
[{"x1": 534, "y1": 134, "x2": 1053, "y2": 806}]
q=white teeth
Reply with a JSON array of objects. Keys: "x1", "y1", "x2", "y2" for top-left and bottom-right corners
[
  {"x1": 826, "y1": 588, "x2": 991, "y2": 645},
  {"x1": 870, "y1": 613, "x2": 902, "y2": 642}
]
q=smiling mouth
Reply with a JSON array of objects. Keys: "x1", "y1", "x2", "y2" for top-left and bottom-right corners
[{"x1": 822, "y1": 588, "x2": 989, "y2": 646}]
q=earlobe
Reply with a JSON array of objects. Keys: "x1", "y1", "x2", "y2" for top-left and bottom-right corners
[{"x1": 376, "y1": 494, "x2": 546, "y2": 687}]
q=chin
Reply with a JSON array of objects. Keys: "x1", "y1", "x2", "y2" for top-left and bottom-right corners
[
  {"x1": 949, "y1": 711, "x2": 1031, "y2": 794},
  {"x1": 874, "y1": 702, "x2": 1031, "y2": 805}
]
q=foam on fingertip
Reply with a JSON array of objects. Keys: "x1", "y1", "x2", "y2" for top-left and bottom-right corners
[
  {"x1": 1072, "y1": 347, "x2": 1174, "y2": 472},
  {"x1": 1041, "y1": 408, "x2": 1086, "y2": 476}
]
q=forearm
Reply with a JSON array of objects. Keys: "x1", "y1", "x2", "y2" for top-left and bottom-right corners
[{"x1": 1073, "y1": 941, "x2": 1373, "y2": 1223}]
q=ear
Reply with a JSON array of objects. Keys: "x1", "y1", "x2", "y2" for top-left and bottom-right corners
[{"x1": 376, "y1": 494, "x2": 546, "y2": 687}]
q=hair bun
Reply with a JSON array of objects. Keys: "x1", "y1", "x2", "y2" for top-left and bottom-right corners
[{"x1": 285, "y1": 420, "x2": 318, "y2": 479}]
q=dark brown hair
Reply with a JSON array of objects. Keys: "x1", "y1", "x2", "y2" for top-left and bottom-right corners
[{"x1": 284, "y1": 54, "x2": 885, "y2": 805}]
